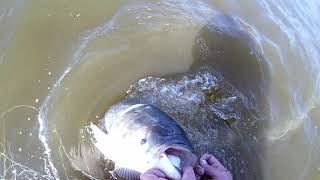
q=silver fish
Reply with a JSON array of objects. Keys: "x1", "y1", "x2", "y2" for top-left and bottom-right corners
[{"x1": 74, "y1": 100, "x2": 197, "y2": 180}]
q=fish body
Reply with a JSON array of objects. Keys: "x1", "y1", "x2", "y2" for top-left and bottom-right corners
[{"x1": 89, "y1": 100, "x2": 197, "y2": 180}]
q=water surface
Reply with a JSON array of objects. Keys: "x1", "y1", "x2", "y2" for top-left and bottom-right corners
[{"x1": 1, "y1": 0, "x2": 320, "y2": 179}]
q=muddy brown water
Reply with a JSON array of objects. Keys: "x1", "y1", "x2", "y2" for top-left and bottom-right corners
[{"x1": 1, "y1": 0, "x2": 320, "y2": 179}]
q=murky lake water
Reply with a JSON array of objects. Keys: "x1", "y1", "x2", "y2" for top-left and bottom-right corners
[{"x1": 1, "y1": 0, "x2": 320, "y2": 179}]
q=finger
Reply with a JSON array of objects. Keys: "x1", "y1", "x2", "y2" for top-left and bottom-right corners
[
  {"x1": 194, "y1": 164, "x2": 204, "y2": 176},
  {"x1": 194, "y1": 164, "x2": 204, "y2": 180},
  {"x1": 143, "y1": 168, "x2": 167, "y2": 178},
  {"x1": 140, "y1": 174, "x2": 168, "y2": 180},
  {"x1": 200, "y1": 153, "x2": 213, "y2": 161},
  {"x1": 209, "y1": 158, "x2": 227, "y2": 172},
  {"x1": 158, "y1": 178, "x2": 168, "y2": 180},
  {"x1": 199, "y1": 158, "x2": 217, "y2": 177},
  {"x1": 200, "y1": 157, "x2": 224, "y2": 170},
  {"x1": 195, "y1": 174, "x2": 201, "y2": 180},
  {"x1": 215, "y1": 170, "x2": 233, "y2": 180},
  {"x1": 201, "y1": 154, "x2": 223, "y2": 166},
  {"x1": 182, "y1": 166, "x2": 196, "y2": 180},
  {"x1": 201, "y1": 154, "x2": 228, "y2": 172}
]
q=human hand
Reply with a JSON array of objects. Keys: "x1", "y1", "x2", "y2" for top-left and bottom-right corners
[
  {"x1": 181, "y1": 166, "x2": 196, "y2": 180},
  {"x1": 140, "y1": 168, "x2": 168, "y2": 180},
  {"x1": 195, "y1": 154, "x2": 233, "y2": 180},
  {"x1": 140, "y1": 167, "x2": 197, "y2": 180}
]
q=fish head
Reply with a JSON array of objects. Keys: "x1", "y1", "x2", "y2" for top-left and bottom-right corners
[
  {"x1": 90, "y1": 122, "x2": 197, "y2": 180},
  {"x1": 93, "y1": 103, "x2": 198, "y2": 179}
]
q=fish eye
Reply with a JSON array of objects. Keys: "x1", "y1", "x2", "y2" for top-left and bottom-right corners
[{"x1": 141, "y1": 138, "x2": 147, "y2": 145}]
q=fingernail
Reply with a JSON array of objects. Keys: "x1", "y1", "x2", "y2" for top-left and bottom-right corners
[{"x1": 200, "y1": 159, "x2": 207, "y2": 166}]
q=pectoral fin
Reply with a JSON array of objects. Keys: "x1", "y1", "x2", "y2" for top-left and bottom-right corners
[
  {"x1": 113, "y1": 167, "x2": 141, "y2": 180},
  {"x1": 69, "y1": 142, "x2": 107, "y2": 179},
  {"x1": 88, "y1": 123, "x2": 113, "y2": 158}
]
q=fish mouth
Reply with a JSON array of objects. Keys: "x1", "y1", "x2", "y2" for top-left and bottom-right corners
[
  {"x1": 154, "y1": 144, "x2": 197, "y2": 180},
  {"x1": 163, "y1": 144, "x2": 198, "y2": 171}
]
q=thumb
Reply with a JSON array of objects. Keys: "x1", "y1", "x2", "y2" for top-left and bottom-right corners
[
  {"x1": 181, "y1": 166, "x2": 196, "y2": 180},
  {"x1": 199, "y1": 159, "x2": 216, "y2": 177}
]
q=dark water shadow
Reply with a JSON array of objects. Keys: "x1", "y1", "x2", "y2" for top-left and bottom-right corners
[
  {"x1": 69, "y1": 13, "x2": 270, "y2": 180},
  {"x1": 191, "y1": 14, "x2": 269, "y2": 115},
  {"x1": 189, "y1": 14, "x2": 270, "y2": 180}
]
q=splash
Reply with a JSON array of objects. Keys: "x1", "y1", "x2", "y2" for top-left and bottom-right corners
[{"x1": 36, "y1": 0, "x2": 220, "y2": 178}]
